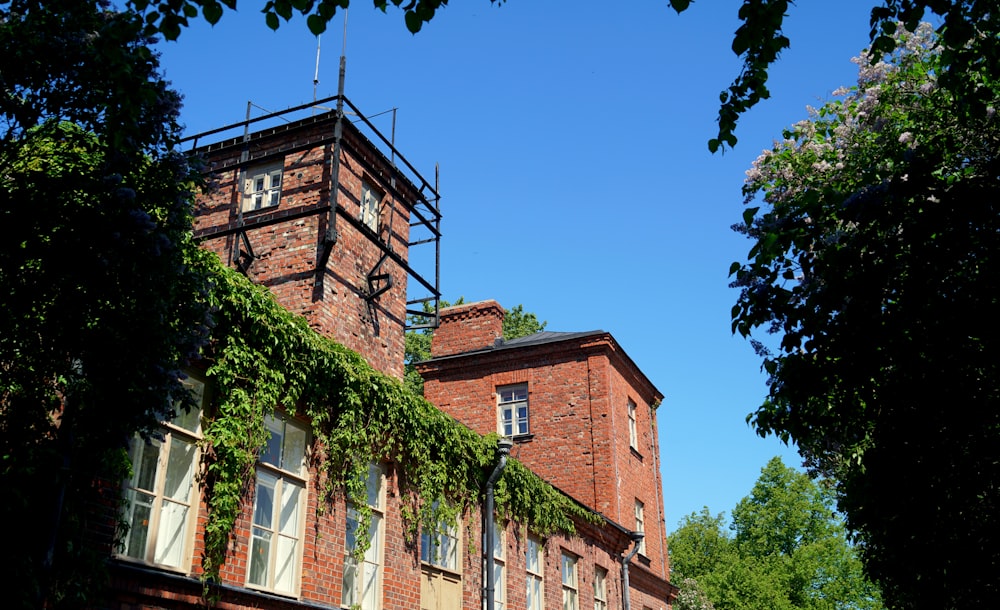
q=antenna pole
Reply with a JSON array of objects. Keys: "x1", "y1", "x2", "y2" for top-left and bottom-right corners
[{"x1": 312, "y1": 35, "x2": 321, "y2": 110}]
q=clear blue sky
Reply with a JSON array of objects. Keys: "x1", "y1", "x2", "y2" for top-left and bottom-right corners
[{"x1": 155, "y1": 0, "x2": 875, "y2": 533}]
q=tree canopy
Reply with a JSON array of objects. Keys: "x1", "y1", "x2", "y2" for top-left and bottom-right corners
[
  {"x1": 669, "y1": 457, "x2": 882, "y2": 610},
  {"x1": 669, "y1": 458, "x2": 882, "y2": 610},
  {"x1": 731, "y1": 22, "x2": 1000, "y2": 609},
  {"x1": 0, "y1": 1, "x2": 211, "y2": 605},
  {"x1": 125, "y1": 0, "x2": 1000, "y2": 151}
]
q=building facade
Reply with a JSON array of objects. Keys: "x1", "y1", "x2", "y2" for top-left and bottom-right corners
[
  {"x1": 105, "y1": 98, "x2": 675, "y2": 610},
  {"x1": 418, "y1": 301, "x2": 674, "y2": 610}
]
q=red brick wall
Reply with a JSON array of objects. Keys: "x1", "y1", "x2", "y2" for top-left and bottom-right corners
[
  {"x1": 194, "y1": 116, "x2": 413, "y2": 378},
  {"x1": 431, "y1": 300, "x2": 504, "y2": 357},
  {"x1": 419, "y1": 315, "x2": 671, "y2": 588}
]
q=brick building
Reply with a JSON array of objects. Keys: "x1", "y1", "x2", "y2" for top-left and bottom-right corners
[
  {"x1": 418, "y1": 300, "x2": 674, "y2": 610},
  {"x1": 105, "y1": 97, "x2": 676, "y2": 610}
]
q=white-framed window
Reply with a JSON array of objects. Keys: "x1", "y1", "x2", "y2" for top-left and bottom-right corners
[
  {"x1": 121, "y1": 376, "x2": 204, "y2": 570},
  {"x1": 360, "y1": 180, "x2": 382, "y2": 231},
  {"x1": 247, "y1": 413, "x2": 307, "y2": 596},
  {"x1": 243, "y1": 162, "x2": 283, "y2": 212},
  {"x1": 421, "y1": 511, "x2": 460, "y2": 571},
  {"x1": 593, "y1": 566, "x2": 608, "y2": 610},
  {"x1": 634, "y1": 500, "x2": 646, "y2": 556},
  {"x1": 498, "y1": 385, "x2": 529, "y2": 437},
  {"x1": 343, "y1": 463, "x2": 386, "y2": 610},
  {"x1": 486, "y1": 520, "x2": 506, "y2": 610},
  {"x1": 526, "y1": 535, "x2": 544, "y2": 610},
  {"x1": 561, "y1": 552, "x2": 579, "y2": 610},
  {"x1": 627, "y1": 399, "x2": 638, "y2": 450}
]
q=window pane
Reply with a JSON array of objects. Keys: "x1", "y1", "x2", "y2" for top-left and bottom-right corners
[
  {"x1": 125, "y1": 490, "x2": 154, "y2": 559},
  {"x1": 255, "y1": 176, "x2": 265, "y2": 191},
  {"x1": 174, "y1": 378, "x2": 203, "y2": 432},
  {"x1": 133, "y1": 438, "x2": 161, "y2": 492},
  {"x1": 346, "y1": 507, "x2": 360, "y2": 551},
  {"x1": 366, "y1": 513, "x2": 382, "y2": 563},
  {"x1": 253, "y1": 472, "x2": 276, "y2": 528},
  {"x1": 248, "y1": 528, "x2": 271, "y2": 586},
  {"x1": 154, "y1": 500, "x2": 188, "y2": 567},
  {"x1": 361, "y1": 553, "x2": 379, "y2": 610},
  {"x1": 261, "y1": 416, "x2": 283, "y2": 467},
  {"x1": 163, "y1": 436, "x2": 196, "y2": 501},
  {"x1": 366, "y1": 464, "x2": 383, "y2": 508},
  {"x1": 279, "y1": 480, "x2": 301, "y2": 535},
  {"x1": 342, "y1": 557, "x2": 359, "y2": 607},
  {"x1": 420, "y1": 530, "x2": 431, "y2": 564},
  {"x1": 528, "y1": 577, "x2": 543, "y2": 610},
  {"x1": 282, "y1": 424, "x2": 306, "y2": 474},
  {"x1": 274, "y1": 534, "x2": 297, "y2": 593}
]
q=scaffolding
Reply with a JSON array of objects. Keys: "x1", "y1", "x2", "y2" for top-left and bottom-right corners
[{"x1": 182, "y1": 95, "x2": 441, "y2": 330}]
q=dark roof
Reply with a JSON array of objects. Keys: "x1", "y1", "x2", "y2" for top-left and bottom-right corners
[
  {"x1": 498, "y1": 330, "x2": 606, "y2": 349},
  {"x1": 423, "y1": 330, "x2": 607, "y2": 363}
]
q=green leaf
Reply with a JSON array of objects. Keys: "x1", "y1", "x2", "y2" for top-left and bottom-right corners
[
  {"x1": 404, "y1": 10, "x2": 423, "y2": 33},
  {"x1": 669, "y1": 0, "x2": 691, "y2": 13},
  {"x1": 265, "y1": 11, "x2": 280, "y2": 30},
  {"x1": 307, "y1": 14, "x2": 328, "y2": 35},
  {"x1": 743, "y1": 206, "x2": 759, "y2": 226},
  {"x1": 202, "y1": 2, "x2": 223, "y2": 24}
]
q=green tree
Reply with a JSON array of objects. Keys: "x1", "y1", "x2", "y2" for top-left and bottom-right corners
[
  {"x1": 128, "y1": 0, "x2": 1000, "y2": 151},
  {"x1": 1, "y1": 2, "x2": 211, "y2": 605},
  {"x1": 731, "y1": 23, "x2": 1000, "y2": 609},
  {"x1": 669, "y1": 458, "x2": 881, "y2": 610},
  {"x1": 403, "y1": 299, "x2": 545, "y2": 394}
]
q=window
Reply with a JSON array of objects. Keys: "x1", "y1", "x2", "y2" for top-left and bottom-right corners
[
  {"x1": 421, "y1": 506, "x2": 462, "y2": 610},
  {"x1": 421, "y1": 513, "x2": 460, "y2": 571},
  {"x1": 121, "y1": 376, "x2": 204, "y2": 570},
  {"x1": 343, "y1": 463, "x2": 385, "y2": 610},
  {"x1": 634, "y1": 500, "x2": 646, "y2": 556},
  {"x1": 526, "y1": 535, "x2": 544, "y2": 610},
  {"x1": 360, "y1": 181, "x2": 381, "y2": 231},
  {"x1": 243, "y1": 162, "x2": 283, "y2": 212},
  {"x1": 593, "y1": 566, "x2": 608, "y2": 610},
  {"x1": 487, "y1": 520, "x2": 506, "y2": 610},
  {"x1": 561, "y1": 553, "x2": 578, "y2": 610},
  {"x1": 247, "y1": 413, "x2": 307, "y2": 595},
  {"x1": 627, "y1": 399, "x2": 638, "y2": 450},
  {"x1": 498, "y1": 385, "x2": 529, "y2": 437}
]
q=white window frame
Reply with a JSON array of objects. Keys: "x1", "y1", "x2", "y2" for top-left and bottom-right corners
[
  {"x1": 120, "y1": 376, "x2": 204, "y2": 570},
  {"x1": 497, "y1": 384, "x2": 529, "y2": 437},
  {"x1": 593, "y1": 566, "x2": 608, "y2": 610},
  {"x1": 360, "y1": 180, "x2": 382, "y2": 231},
  {"x1": 561, "y1": 552, "x2": 579, "y2": 610},
  {"x1": 421, "y1": 510, "x2": 461, "y2": 572},
  {"x1": 485, "y1": 519, "x2": 506, "y2": 610},
  {"x1": 247, "y1": 413, "x2": 308, "y2": 596},
  {"x1": 242, "y1": 162, "x2": 283, "y2": 212},
  {"x1": 526, "y1": 535, "x2": 544, "y2": 610},
  {"x1": 627, "y1": 399, "x2": 638, "y2": 450},
  {"x1": 343, "y1": 463, "x2": 386, "y2": 610},
  {"x1": 634, "y1": 500, "x2": 646, "y2": 556}
]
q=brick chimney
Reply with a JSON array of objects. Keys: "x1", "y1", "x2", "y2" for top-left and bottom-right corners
[{"x1": 431, "y1": 300, "x2": 505, "y2": 358}]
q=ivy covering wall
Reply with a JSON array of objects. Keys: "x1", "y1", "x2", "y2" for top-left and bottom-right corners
[{"x1": 195, "y1": 251, "x2": 594, "y2": 586}]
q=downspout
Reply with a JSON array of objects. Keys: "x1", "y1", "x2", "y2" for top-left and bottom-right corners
[
  {"x1": 484, "y1": 437, "x2": 513, "y2": 610},
  {"x1": 622, "y1": 531, "x2": 644, "y2": 610}
]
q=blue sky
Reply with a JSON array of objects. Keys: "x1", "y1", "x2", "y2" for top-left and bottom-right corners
[{"x1": 155, "y1": 0, "x2": 876, "y2": 533}]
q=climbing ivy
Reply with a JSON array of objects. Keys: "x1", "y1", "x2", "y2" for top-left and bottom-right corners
[{"x1": 195, "y1": 252, "x2": 594, "y2": 588}]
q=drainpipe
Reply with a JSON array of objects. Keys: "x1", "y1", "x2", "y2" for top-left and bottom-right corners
[
  {"x1": 484, "y1": 437, "x2": 513, "y2": 610},
  {"x1": 622, "y1": 531, "x2": 644, "y2": 610}
]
